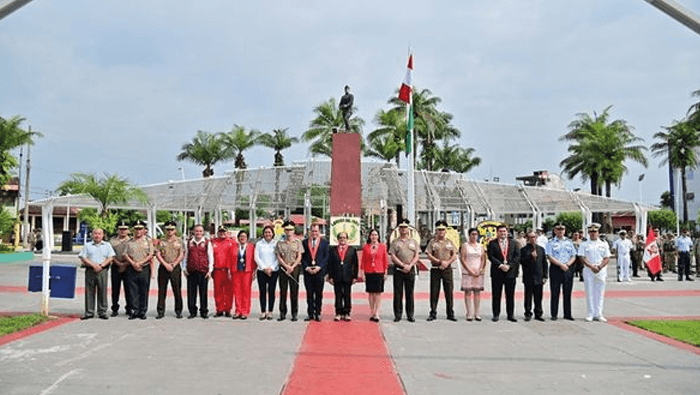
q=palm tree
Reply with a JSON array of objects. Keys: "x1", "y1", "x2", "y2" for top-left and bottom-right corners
[
  {"x1": 364, "y1": 133, "x2": 401, "y2": 162},
  {"x1": 366, "y1": 109, "x2": 406, "y2": 166},
  {"x1": 388, "y1": 87, "x2": 460, "y2": 171},
  {"x1": 560, "y1": 106, "x2": 647, "y2": 197},
  {"x1": 688, "y1": 88, "x2": 700, "y2": 125},
  {"x1": 302, "y1": 98, "x2": 364, "y2": 157},
  {"x1": 651, "y1": 120, "x2": 700, "y2": 223},
  {"x1": 257, "y1": 127, "x2": 299, "y2": 167},
  {"x1": 221, "y1": 125, "x2": 260, "y2": 169},
  {"x1": 177, "y1": 131, "x2": 228, "y2": 177},
  {"x1": 57, "y1": 173, "x2": 148, "y2": 217},
  {"x1": 0, "y1": 115, "x2": 42, "y2": 185},
  {"x1": 432, "y1": 141, "x2": 482, "y2": 173}
]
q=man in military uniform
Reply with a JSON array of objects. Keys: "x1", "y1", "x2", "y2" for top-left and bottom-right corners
[
  {"x1": 125, "y1": 220, "x2": 155, "y2": 320},
  {"x1": 277, "y1": 220, "x2": 302, "y2": 321},
  {"x1": 155, "y1": 221, "x2": 184, "y2": 319},
  {"x1": 390, "y1": 218, "x2": 420, "y2": 322},
  {"x1": 633, "y1": 234, "x2": 645, "y2": 278},
  {"x1": 79, "y1": 228, "x2": 115, "y2": 320},
  {"x1": 425, "y1": 220, "x2": 457, "y2": 322},
  {"x1": 578, "y1": 222, "x2": 611, "y2": 322},
  {"x1": 546, "y1": 222, "x2": 576, "y2": 321},
  {"x1": 662, "y1": 233, "x2": 676, "y2": 273},
  {"x1": 109, "y1": 220, "x2": 132, "y2": 317},
  {"x1": 613, "y1": 230, "x2": 634, "y2": 283}
]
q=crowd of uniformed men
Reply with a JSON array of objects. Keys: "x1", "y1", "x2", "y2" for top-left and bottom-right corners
[{"x1": 77, "y1": 218, "x2": 699, "y2": 323}]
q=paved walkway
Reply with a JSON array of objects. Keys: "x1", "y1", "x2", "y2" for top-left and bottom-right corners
[{"x1": 0, "y1": 253, "x2": 698, "y2": 394}]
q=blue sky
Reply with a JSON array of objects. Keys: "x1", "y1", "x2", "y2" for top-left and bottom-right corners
[{"x1": 1, "y1": 0, "x2": 699, "y2": 206}]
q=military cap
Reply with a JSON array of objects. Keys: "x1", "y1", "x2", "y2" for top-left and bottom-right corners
[
  {"x1": 132, "y1": 219, "x2": 146, "y2": 229},
  {"x1": 587, "y1": 222, "x2": 601, "y2": 231},
  {"x1": 117, "y1": 220, "x2": 129, "y2": 229},
  {"x1": 283, "y1": 220, "x2": 296, "y2": 230},
  {"x1": 398, "y1": 218, "x2": 411, "y2": 227},
  {"x1": 217, "y1": 226, "x2": 228, "y2": 233},
  {"x1": 163, "y1": 221, "x2": 177, "y2": 230},
  {"x1": 435, "y1": 220, "x2": 448, "y2": 230}
]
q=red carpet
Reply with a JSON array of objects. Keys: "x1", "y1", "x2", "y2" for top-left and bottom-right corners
[{"x1": 282, "y1": 306, "x2": 405, "y2": 395}]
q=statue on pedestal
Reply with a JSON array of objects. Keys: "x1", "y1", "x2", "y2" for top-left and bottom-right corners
[{"x1": 339, "y1": 85, "x2": 354, "y2": 132}]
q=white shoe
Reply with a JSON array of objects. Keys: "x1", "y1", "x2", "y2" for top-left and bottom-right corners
[
  {"x1": 597, "y1": 316, "x2": 608, "y2": 323},
  {"x1": 585, "y1": 317, "x2": 593, "y2": 322}
]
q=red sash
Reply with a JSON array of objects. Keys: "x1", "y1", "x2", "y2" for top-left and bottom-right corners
[{"x1": 308, "y1": 238, "x2": 319, "y2": 265}]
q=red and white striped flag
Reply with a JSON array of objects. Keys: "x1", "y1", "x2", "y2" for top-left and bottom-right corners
[
  {"x1": 398, "y1": 54, "x2": 413, "y2": 104},
  {"x1": 643, "y1": 227, "x2": 662, "y2": 276}
]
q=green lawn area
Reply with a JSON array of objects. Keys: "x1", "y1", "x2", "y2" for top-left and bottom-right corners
[
  {"x1": 627, "y1": 320, "x2": 700, "y2": 347},
  {"x1": 0, "y1": 314, "x2": 50, "y2": 337}
]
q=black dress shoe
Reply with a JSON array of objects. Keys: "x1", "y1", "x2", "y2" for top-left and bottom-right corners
[
  {"x1": 524, "y1": 316, "x2": 532, "y2": 322},
  {"x1": 507, "y1": 317, "x2": 517, "y2": 322},
  {"x1": 657, "y1": 277, "x2": 664, "y2": 282},
  {"x1": 215, "y1": 312, "x2": 223, "y2": 317},
  {"x1": 128, "y1": 314, "x2": 138, "y2": 320},
  {"x1": 187, "y1": 314, "x2": 197, "y2": 319},
  {"x1": 139, "y1": 314, "x2": 147, "y2": 320},
  {"x1": 291, "y1": 316, "x2": 298, "y2": 322},
  {"x1": 393, "y1": 317, "x2": 401, "y2": 322},
  {"x1": 156, "y1": 314, "x2": 164, "y2": 319},
  {"x1": 563, "y1": 316, "x2": 574, "y2": 321},
  {"x1": 426, "y1": 316, "x2": 436, "y2": 322},
  {"x1": 224, "y1": 312, "x2": 231, "y2": 317},
  {"x1": 492, "y1": 317, "x2": 499, "y2": 322},
  {"x1": 201, "y1": 314, "x2": 208, "y2": 319},
  {"x1": 535, "y1": 317, "x2": 545, "y2": 322},
  {"x1": 686, "y1": 277, "x2": 695, "y2": 281},
  {"x1": 551, "y1": 316, "x2": 558, "y2": 321},
  {"x1": 304, "y1": 316, "x2": 313, "y2": 322},
  {"x1": 314, "y1": 315, "x2": 321, "y2": 322},
  {"x1": 80, "y1": 315, "x2": 94, "y2": 320},
  {"x1": 176, "y1": 313, "x2": 182, "y2": 319},
  {"x1": 110, "y1": 311, "x2": 118, "y2": 317},
  {"x1": 98, "y1": 315, "x2": 109, "y2": 320},
  {"x1": 446, "y1": 316, "x2": 457, "y2": 322},
  {"x1": 407, "y1": 317, "x2": 415, "y2": 322},
  {"x1": 278, "y1": 315, "x2": 286, "y2": 321}
]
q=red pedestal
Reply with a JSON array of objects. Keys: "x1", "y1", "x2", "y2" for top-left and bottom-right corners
[{"x1": 330, "y1": 133, "x2": 361, "y2": 216}]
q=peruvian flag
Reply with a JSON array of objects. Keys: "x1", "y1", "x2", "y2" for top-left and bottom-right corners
[
  {"x1": 398, "y1": 54, "x2": 413, "y2": 104},
  {"x1": 643, "y1": 227, "x2": 662, "y2": 276}
]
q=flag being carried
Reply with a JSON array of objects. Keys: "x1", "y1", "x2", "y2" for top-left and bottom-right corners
[{"x1": 643, "y1": 227, "x2": 662, "y2": 277}]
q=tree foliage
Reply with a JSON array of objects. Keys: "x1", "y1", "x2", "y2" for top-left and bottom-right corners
[
  {"x1": 647, "y1": 209, "x2": 677, "y2": 232},
  {"x1": 57, "y1": 173, "x2": 148, "y2": 217},
  {"x1": 221, "y1": 125, "x2": 260, "y2": 170},
  {"x1": 0, "y1": 115, "x2": 42, "y2": 185},
  {"x1": 302, "y1": 98, "x2": 364, "y2": 157},
  {"x1": 555, "y1": 211, "x2": 584, "y2": 234},
  {"x1": 177, "y1": 130, "x2": 229, "y2": 177},
  {"x1": 257, "y1": 127, "x2": 298, "y2": 167}
]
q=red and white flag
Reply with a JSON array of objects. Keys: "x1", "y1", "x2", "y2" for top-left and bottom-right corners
[
  {"x1": 643, "y1": 227, "x2": 662, "y2": 276},
  {"x1": 398, "y1": 54, "x2": 413, "y2": 104}
]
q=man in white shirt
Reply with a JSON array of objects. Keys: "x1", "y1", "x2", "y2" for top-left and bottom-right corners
[
  {"x1": 613, "y1": 230, "x2": 634, "y2": 283},
  {"x1": 79, "y1": 228, "x2": 115, "y2": 320},
  {"x1": 578, "y1": 223, "x2": 611, "y2": 322}
]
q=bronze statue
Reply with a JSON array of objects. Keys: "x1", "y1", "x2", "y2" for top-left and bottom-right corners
[{"x1": 339, "y1": 85, "x2": 354, "y2": 131}]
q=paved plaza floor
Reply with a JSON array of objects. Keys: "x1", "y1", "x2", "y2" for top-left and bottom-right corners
[{"x1": 1, "y1": 253, "x2": 698, "y2": 394}]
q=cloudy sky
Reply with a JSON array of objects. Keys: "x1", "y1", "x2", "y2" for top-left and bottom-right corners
[{"x1": 1, "y1": 0, "x2": 699, "y2": 206}]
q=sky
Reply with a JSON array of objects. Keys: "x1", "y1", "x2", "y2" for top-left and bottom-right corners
[{"x1": 1, "y1": 0, "x2": 699, "y2": 207}]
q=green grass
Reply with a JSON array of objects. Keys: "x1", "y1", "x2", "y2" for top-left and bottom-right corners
[
  {"x1": 627, "y1": 320, "x2": 700, "y2": 347},
  {"x1": 0, "y1": 314, "x2": 50, "y2": 337}
]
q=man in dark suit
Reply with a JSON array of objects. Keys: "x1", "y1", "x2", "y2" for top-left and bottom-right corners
[
  {"x1": 302, "y1": 223, "x2": 330, "y2": 321},
  {"x1": 487, "y1": 224, "x2": 520, "y2": 322},
  {"x1": 520, "y1": 231, "x2": 548, "y2": 321},
  {"x1": 327, "y1": 232, "x2": 359, "y2": 321}
]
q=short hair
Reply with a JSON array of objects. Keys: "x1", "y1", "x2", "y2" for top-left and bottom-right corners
[
  {"x1": 262, "y1": 225, "x2": 274, "y2": 235},
  {"x1": 237, "y1": 229, "x2": 249, "y2": 239},
  {"x1": 467, "y1": 227, "x2": 479, "y2": 235},
  {"x1": 192, "y1": 224, "x2": 204, "y2": 231},
  {"x1": 496, "y1": 224, "x2": 508, "y2": 231},
  {"x1": 366, "y1": 228, "x2": 381, "y2": 244}
]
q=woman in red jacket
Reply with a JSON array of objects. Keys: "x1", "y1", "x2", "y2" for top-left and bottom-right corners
[
  {"x1": 231, "y1": 230, "x2": 256, "y2": 319},
  {"x1": 360, "y1": 228, "x2": 388, "y2": 322}
]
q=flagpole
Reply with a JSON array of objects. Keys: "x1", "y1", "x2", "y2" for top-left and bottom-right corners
[{"x1": 407, "y1": 96, "x2": 415, "y2": 226}]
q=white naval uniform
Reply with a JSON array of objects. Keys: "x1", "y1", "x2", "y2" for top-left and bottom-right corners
[
  {"x1": 578, "y1": 239, "x2": 611, "y2": 319},
  {"x1": 613, "y1": 238, "x2": 634, "y2": 282}
]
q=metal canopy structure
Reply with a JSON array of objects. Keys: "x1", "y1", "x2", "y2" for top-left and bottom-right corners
[{"x1": 32, "y1": 160, "x2": 655, "y2": 242}]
